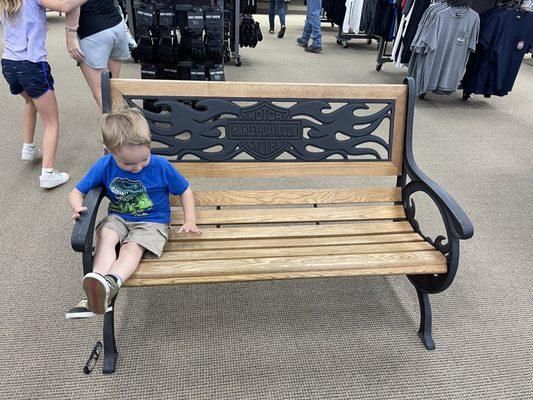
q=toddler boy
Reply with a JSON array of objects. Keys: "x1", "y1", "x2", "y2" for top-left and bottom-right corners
[{"x1": 67, "y1": 107, "x2": 200, "y2": 318}]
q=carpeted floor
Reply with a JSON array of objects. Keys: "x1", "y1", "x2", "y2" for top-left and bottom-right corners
[{"x1": 1, "y1": 14, "x2": 532, "y2": 400}]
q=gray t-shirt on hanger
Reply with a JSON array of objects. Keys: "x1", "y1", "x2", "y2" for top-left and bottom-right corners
[{"x1": 409, "y1": 7, "x2": 479, "y2": 95}]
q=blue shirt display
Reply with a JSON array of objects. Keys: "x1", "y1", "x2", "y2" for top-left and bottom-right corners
[
  {"x1": 76, "y1": 154, "x2": 189, "y2": 224},
  {"x1": 462, "y1": 7, "x2": 533, "y2": 97}
]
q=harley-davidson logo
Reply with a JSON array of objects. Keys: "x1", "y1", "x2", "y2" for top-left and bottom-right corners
[{"x1": 228, "y1": 102, "x2": 303, "y2": 160}]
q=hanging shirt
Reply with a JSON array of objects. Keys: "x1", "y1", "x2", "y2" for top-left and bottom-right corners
[
  {"x1": 409, "y1": 6, "x2": 479, "y2": 95},
  {"x1": 462, "y1": 7, "x2": 533, "y2": 97},
  {"x1": 342, "y1": 0, "x2": 365, "y2": 33}
]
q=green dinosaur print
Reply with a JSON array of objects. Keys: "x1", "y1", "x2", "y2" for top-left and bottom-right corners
[{"x1": 108, "y1": 177, "x2": 153, "y2": 216}]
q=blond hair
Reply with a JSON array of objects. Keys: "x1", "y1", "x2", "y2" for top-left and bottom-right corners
[
  {"x1": 102, "y1": 107, "x2": 151, "y2": 153},
  {"x1": 0, "y1": 0, "x2": 22, "y2": 22}
]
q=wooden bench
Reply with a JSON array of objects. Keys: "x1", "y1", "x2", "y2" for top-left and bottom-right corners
[{"x1": 72, "y1": 73, "x2": 473, "y2": 373}]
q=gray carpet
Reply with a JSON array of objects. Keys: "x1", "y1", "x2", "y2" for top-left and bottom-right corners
[{"x1": 1, "y1": 14, "x2": 532, "y2": 399}]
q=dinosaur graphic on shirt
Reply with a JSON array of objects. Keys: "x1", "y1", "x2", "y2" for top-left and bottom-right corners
[{"x1": 108, "y1": 177, "x2": 153, "y2": 216}]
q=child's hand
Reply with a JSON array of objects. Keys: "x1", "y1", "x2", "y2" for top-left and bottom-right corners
[
  {"x1": 72, "y1": 206, "x2": 88, "y2": 220},
  {"x1": 178, "y1": 221, "x2": 202, "y2": 234}
]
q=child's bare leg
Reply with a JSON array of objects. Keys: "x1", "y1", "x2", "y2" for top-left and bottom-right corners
[
  {"x1": 20, "y1": 92, "x2": 37, "y2": 145},
  {"x1": 92, "y1": 228, "x2": 120, "y2": 275},
  {"x1": 108, "y1": 242, "x2": 144, "y2": 283},
  {"x1": 31, "y1": 90, "x2": 59, "y2": 169}
]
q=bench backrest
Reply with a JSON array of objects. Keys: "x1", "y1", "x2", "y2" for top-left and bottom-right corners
[{"x1": 102, "y1": 73, "x2": 412, "y2": 179}]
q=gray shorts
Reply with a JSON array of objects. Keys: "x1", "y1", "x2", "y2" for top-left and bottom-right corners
[
  {"x1": 96, "y1": 215, "x2": 170, "y2": 259},
  {"x1": 79, "y1": 22, "x2": 130, "y2": 69}
]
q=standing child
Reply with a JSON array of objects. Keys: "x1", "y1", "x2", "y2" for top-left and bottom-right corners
[
  {"x1": 0, "y1": 0, "x2": 89, "y2": 188},
  {"x1": 67, "y1": 107, "x2": 201, "y2": 318}
]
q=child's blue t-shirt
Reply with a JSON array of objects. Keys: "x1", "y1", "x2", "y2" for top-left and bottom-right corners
[{"x1": 76, "y1": 154, "x2": 189, "y2": 224}]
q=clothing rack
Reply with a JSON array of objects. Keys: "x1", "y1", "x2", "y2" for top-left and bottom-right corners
[
  {"x1": 374, "y1": 0, "x2": 500, "y2": 72},
  {"x1": 125, "y1": 0, "x2": 241, "y2": 66},
  {"x1": 336, "y1": 29, "x2": 377, "y2": 48},
  {"x1": 375, "y1": 37, "x2": 393, "y2": 71}
]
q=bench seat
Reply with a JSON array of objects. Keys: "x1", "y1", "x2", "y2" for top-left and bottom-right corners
[{"x1": 126, "y1": 188, "x2": 447, "y2": 287}]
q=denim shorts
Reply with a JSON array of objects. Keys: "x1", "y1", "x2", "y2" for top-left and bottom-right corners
[
  {"x1": 79, "y1": 22, "x2": 130, "y2": 69},
  {"x1": 1, "y1": 59, "x2": 54, "y2": 98}
]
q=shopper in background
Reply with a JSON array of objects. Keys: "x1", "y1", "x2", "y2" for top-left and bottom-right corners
[
  {"x1": 297, "y1": 0, "x2": 323, "y2": 53},
  {"x1": 269, "y1": 0, "x2": 287, "y2": 38},
  {"x1": 1, "y1": 0, "x2": 89, "y2": 189},
  {"x1": 64, "y1": 0, "x2": 130, "y2": 109}
]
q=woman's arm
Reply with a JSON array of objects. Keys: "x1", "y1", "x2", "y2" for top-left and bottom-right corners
[
  {"x1": 40, "y1": 0, "x2": 89, "y2": 14},
  {"x1": 65, "y1": 8, "x2": 84, "y2": 62}
]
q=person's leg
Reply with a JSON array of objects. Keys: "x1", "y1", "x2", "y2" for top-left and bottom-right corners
[
  {"x1": 108, "y1": 59, "x2": 121, "y2": 79},
  {"x1": 92, "y1": 228, "x2": 121, "y2": 275},
  {"x1": 301, "y1": 17, "x2": 312, "y2": 44},
  {"x1": 31, "y1": 91, "x2": 59, "y2": 169},
  {"x1": 20, "y1": 92, "x2": 37, "y2": 145},
  {"x1": 308, "y1": 0, "x2": 323, "y2": 48},
  {"x1": 278, "y1": 0, "x2": 286, "y2": 27},
  {"x1": 108, "y1": 241, "x2": 144, "y2": 283},
  {"x1": 269, "y1": 0, "x2": 276, "y2": 31},
  {"x1": 277, "y1": 0, "x2": 286, "y2": 38},
  {"x1": 79, "y1": 64, "x2": 105, "y2": 110}
]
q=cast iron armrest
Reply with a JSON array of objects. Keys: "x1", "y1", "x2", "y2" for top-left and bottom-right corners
[
  {"x1": 401, "y1": 77, "x2": 473, "y2": 241},
  {"x1": 403, "y1": 161, "x2": 474, "y2": 241},
  {"x1": 71, "y1": 186, "x2": 106, "y2": 253},
  {"x1": 401, "y1": 78, "x2": 473, "y2": 294}
]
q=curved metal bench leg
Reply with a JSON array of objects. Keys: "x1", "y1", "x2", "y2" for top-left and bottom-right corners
[
  {"x1": 103, "y1": 301, "x2": 118, "y2": 374},
  {"x1": 416, "y1": 288, "x2": 436, "y2": 350}
]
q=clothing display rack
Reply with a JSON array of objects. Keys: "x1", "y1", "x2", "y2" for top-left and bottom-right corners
[
  {"x1": 126, "y1": 0, "x2": 242, "y2": 66},
  {"x1": 375, "y1": 0, "x2": 499, "y2": 72},
  {"x1": 461, "y1": 0, "x2": 533, "y2": 99},
  {"x1": 322, "y1": 0, "x2": 377, "y2": 48}
]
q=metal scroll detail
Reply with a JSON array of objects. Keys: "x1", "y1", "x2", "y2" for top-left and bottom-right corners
[
  {"x1": 402, "y1": 180, "x2": 461, "y2": 294},
  {"x1": 125, "y1": 97, "x2": 395, "y2": 162}
]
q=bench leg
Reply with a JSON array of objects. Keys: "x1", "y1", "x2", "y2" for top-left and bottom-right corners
[
  {"x1": 103, "y1": 302, "x2": 118, "y2": 374},
  {"x1": 416, "y1": 289, "x2": 436, "y2": 350}
]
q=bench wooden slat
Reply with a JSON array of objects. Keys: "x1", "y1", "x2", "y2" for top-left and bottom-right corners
[
  {"x1": 171, "y1": 205, "x2": 405, "y2": 225},
  {"x1": 164, "y1": 233, "x2": 423, "y2": 251},
  {"x1": 148, "y1": 242, "x2": 435, "y2": 263},
  {"x1": 175, "y1": 162, "x2": 400, "y2": 178},
  {"x1": 111, "y1": 79, "x2": 407, "y2": 100},
  {"x1": 135, "y1": 251, "x2": 445, "y2": 277},
  {"x1": 125, "y1": 251, "x2": 446, "y2": 286},
  {"x1": 172, "y1": 187, "x2": 402, "y2": 207},
  {"x1": 169, "y1": 221, "x2": 414, "y2": 241}
]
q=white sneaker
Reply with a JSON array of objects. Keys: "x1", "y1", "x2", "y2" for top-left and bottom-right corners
[
  {"x1": 21, "y1": 146, "x2": 42, "y2": 161},
  {"x1": 39, "y1": 170, "x2": 70, "y2": 189}
]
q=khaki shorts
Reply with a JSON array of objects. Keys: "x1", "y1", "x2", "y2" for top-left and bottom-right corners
[{"x1": 96, "y1": 215, "x2": 169, "y2": 259}]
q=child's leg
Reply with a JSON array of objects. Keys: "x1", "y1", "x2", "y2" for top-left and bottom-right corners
[
  {"x1": 83, "y1": 241, "x2": 143, "y2": 315},
  {"x1": 20, "y1": 92, "x2": 37, "y2": 145},
  {"x1": 92, "y1": 228, "x2": 121, "y2": 275},
  {"x1": 31, "y1": 91, "x2": 59, "y2": 169},
  {"x1": 108, "y1": 241, "x2": 145, "y2": 283}
]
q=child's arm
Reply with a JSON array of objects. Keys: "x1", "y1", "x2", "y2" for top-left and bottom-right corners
[
  {"x1": 177, "y1": 187, "x2": 202, "y2": 234},
  {"x1": 68, "y1": 188, "x2": 88, "y2": 220},
  {"x1": 40, "y1": 0, "x2": 89, "y2": 14}
]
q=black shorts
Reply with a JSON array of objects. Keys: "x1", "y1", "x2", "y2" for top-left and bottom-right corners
[{"x1": 1, "y1": 59, "x2": 55, "y2": 98}]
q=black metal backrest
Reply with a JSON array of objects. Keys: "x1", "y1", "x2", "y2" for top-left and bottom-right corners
[{"x1": 102, "y1": 73, "x2": 411, "y2": 178}]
